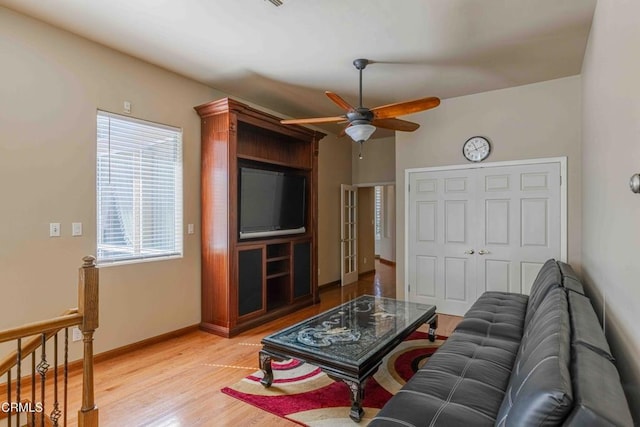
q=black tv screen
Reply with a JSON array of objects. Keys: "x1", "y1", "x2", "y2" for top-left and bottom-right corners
[{"x1": 239, "y1": 167, "x2": 306, "y2": 239}]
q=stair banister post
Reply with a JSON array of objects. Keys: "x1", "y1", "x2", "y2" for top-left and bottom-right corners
[{"x1": 77, "y1": 255, "x2": 99, "y2": 427}]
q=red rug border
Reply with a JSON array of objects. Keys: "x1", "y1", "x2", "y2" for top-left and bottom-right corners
[{"x1": 221, "y1": 386, "x2": 308, "y2": 426}]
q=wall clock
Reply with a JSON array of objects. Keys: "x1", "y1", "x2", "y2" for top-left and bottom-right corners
[{"x1": 463, "y1": 136, "x2": 491, "y2": 162}]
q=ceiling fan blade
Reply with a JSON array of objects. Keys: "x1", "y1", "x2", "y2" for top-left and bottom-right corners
[
  {"x1": 373, "y1": 118, "x2": 420, "y2": 132},
  {"x1": 371, "y1": 97, "x2": 441, "y2": 120},
  {"x1": 325, "y1": 91, "x2": 355, "y2": 112},
  {"x1": 281, "y1": 116, "x2": 345, "y2": 125}
]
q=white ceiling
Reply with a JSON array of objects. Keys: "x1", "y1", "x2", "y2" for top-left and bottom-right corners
[{"x1": 1, "y1": 0, "x2": 596, "y2": 136}]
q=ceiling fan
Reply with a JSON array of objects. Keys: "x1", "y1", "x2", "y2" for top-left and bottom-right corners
[{"x1": 281, "y1": 58, "x2": 441, "y2": 149}]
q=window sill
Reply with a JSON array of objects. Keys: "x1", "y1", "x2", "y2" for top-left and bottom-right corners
[{"x1": 97, "y1": 254, "x2": 183, "y2": 268}]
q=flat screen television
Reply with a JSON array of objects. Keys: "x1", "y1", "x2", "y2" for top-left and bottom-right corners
[{"x1": 239, "y1": 166, "x2": 306, "y2": 239}]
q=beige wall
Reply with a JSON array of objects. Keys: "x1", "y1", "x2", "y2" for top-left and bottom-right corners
[
  {"x1": 357, "y1": 187, "x2": 375, "y2": 274},
  {"x1": 0, "y1": 7, "x2": 224, "y2": 359},
  {"x1": 0, "y1": 7, "x2": 352, "y2": 359},
  {"x1": 581, "y1": 0, "x2": 640, "y2": 419},
  {"x1": 352, "y1": 136, "x2": 395, "y2": 184},
  {"x1": 395, "y1": 76, "x2": 582, "y2": 299},
  {"x1": 318, "y1": 135, "x2": 352, "y2": 285}
]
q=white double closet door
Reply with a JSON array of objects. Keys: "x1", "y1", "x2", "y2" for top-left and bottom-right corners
[{"x1": 407, "y1": 159, "x2": 565, "y2": 316}]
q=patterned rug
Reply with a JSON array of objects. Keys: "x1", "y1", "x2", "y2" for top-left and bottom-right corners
[{"x1": 221, "y1": 330, "x2": 446, "y2": 426}]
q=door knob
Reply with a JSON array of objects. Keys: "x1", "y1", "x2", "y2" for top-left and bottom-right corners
[
  {"x1": 464, "y1": 249, "x2": 475, "y2": 255},
  {"x1": 478, "y1": 249, "x2": 490, "y2": 255}
]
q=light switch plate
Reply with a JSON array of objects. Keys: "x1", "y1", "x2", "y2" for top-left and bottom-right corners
[
  {"x1": 49, "y1": 223, "x2": 61, "y2": 237},
  {"x1": 187, "y1": 224, "x2": 195, "y2": 234},
  {"x1": 72, "y1": 222, "x2": 83, "y2": 236}
]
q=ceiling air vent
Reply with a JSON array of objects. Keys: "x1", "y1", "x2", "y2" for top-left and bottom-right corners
[{"x1": 265, "y1": 0, "x2": 283, "y2": 6}]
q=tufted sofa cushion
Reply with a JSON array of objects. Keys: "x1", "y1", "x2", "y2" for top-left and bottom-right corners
[
  {"x1": 370, "y1": 332, "x2": 520, "y2": 426},
  {"x1": 496, "y1": 288, "x2": 573, "y2": 426},
  {"x1": 453, "y1": 291, "x2": 528, "y2": 342}
]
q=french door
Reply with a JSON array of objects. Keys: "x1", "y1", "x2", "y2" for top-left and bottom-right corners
[
  {"x1": 407, "y1": 159, "x2": 565, "y2": 315},
  {"x1": 341, "y1": 184, "x2": 358, "y2": 285}
]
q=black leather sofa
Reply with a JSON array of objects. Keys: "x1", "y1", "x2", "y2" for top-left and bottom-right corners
[{"x1": 370, "y1": 259, "x2": 634, "y2": 426}]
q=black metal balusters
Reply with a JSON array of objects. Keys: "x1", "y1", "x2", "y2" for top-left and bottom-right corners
[
  {"x1": 31, "y1": 352, "x2": 35, "y2": 427},
  {"x1": 64, "y1": 328, "x2": 69, "y2": 427},
  {"x1": 7, "y1": 369, "x2": 11, "y2": 427},
  {"x1": 16, "y1": 338, "x2": 22, "y2": 427},
  {"x1": 37, "y1": 334, "x2": 49, "y2": 427},
  {"x1": 51, "y1": 332, "x2": 61, "y2": 426}
]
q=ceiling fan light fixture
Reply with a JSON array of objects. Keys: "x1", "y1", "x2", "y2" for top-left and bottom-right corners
[{"x1": 345, "y1": 123, "x2": 376, "y2": 143}]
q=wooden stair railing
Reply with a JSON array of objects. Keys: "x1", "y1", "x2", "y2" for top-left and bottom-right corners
[{"x1": 0, "y1": 256, "x2": 99, "y2": 427}]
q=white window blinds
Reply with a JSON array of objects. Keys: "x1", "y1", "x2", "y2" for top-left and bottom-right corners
[
  {"x1": 375, "y1": 186, "x2": 383, "y2": 241},
  {"x1": 96, "y1": 111, "x2": 183, "y2": 264}
]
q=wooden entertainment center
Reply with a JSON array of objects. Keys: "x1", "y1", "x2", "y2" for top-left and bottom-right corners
[{"x1": 194, "y1": 98, "x2": 325, "y2": 337}]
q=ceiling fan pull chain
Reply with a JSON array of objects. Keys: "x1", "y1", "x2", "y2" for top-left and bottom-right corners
[{"x1": 358, "y1": 141, "x2": 364, "y2": 160}]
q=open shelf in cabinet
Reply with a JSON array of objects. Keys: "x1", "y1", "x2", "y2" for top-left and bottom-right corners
[
  {"x1": 267, "y1": 259, "x2": 290, "y2": 277},
  {"x1": 267, "y1": 274, "x2": 290, "y2": 311},
  {"x1": 266, "y1": 242, "x2": 290, "y2": 259},
  {"x1": 266, "y1": 242, "x2": 291, "y2": 309},
  {"x1": 266, "y1": 242, "x2": 291, "y2": 278}
]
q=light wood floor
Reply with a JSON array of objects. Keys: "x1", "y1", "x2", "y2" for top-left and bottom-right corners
[{"x1": 65, "y1": 261, "x2": 461, "y2": 426}]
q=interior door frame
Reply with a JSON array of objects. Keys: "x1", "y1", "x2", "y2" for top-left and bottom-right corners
[{"x1": 404, "y1": 156, "x2": 568, "y2": 298}]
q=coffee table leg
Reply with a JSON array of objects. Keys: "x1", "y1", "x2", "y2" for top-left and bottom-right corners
[
  {"x1": 428, "y1": 315, "x2": 438, "y2": 342},
  {"x1": 259, "y1": 352, "x2": 273, "y2": 387},
  {"x1": 344, "y1": 379, "x2": 365, "y2": 422}
]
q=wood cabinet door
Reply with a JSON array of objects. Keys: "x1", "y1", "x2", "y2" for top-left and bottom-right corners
[
  {"x1": 293, "y1": 240, "x2": 312, "y2": 299},
  {"x1": 237, "y1": 246, "x2": 265, "y2": 318}
]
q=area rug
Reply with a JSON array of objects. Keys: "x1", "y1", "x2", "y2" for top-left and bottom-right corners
[{"x1": 221, "y1": 331, "x2": 447, "y2": 426}]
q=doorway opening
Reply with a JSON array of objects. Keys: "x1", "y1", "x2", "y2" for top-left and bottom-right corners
[
  {"x1": 373, "y1": 185, "x2": 396, "y2": 266},
  {"x1": 341, "y1": 183, "x2": 397, "y2": 286}
]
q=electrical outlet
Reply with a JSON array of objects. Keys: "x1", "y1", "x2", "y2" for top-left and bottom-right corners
[{"x1": 72, "y1": 327, "x2": 82, "y2": 342}]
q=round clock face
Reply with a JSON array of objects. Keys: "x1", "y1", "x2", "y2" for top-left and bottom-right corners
[{"x1": 463, "y1": 136, "x2": 491, "y2": 162}]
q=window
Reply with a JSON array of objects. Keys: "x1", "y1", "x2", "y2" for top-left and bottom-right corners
[
  {"x1": 375, "y1": 186, "x2": 383, "y2": 240},
  {"x1": 96, "y1": 111, "x2": 183, "y2": 264}
]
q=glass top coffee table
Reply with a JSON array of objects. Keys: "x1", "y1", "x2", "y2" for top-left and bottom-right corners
[{"x1": 259, "y1": 295, "x2": 437, "y2": 422}]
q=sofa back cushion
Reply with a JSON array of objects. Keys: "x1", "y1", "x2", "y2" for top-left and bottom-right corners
[
  {"x1": 557, "y1": 261, "x2": 585, "y2": 295},
  {"x1": 525, "y1": 259, "x2": 562, "y2": 326},
  {"x1": 563, "y1": 345, "x2": 634, "y2": 427},
  {"x1": 496, "y1": 288, "x2": 573, "y2": 426},
  {"x1": 567, "y1": 291, "x2": 614, "y2": 361}
]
